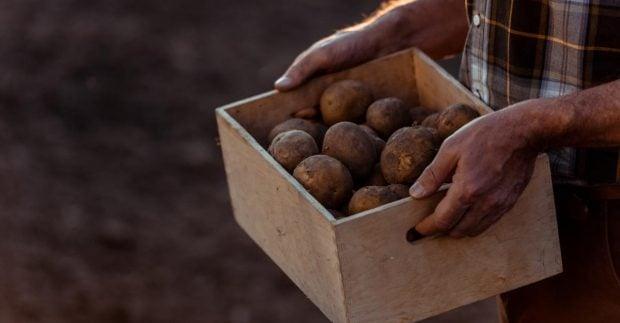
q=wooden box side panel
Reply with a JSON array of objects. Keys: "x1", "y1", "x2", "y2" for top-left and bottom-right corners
[
  {"x1": 413, "y1": 50, "x2": 493, "y2": 115},
  {"x1": 220, "y1": 49, "x2": 419, "y2": 145},
  {"x1": 216, "y1": 111, "x2": 347, "y2": 323},
  {"x1": 336, "y1": 156, "x2": 561, "y2": 323}
]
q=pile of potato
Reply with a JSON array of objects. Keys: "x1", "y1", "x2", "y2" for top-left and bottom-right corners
[{"x1": 267, "y1": 80, "x2": 480, "y2": 218}]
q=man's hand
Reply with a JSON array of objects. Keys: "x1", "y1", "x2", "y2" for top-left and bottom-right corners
[
  {"x1": 410, "y1": 102, "x2": 539, "y2": 238},
  {"x1": 275, "y1": 0, "x2": 469, "y2": 91},
  {"x1": 410, "y1": 78, "x2": 620, "y2": 238},
  {"x1": 275, "y1": 29, "x2": 385, "y2": 91}
]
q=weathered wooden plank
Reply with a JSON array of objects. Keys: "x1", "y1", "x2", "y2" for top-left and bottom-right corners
[
  {"x1": 216, "y1": 109, "x2": 347, "y2": 322},
  {"x1": 335, "y1": 156, "x2": 561, "y2": 323}
]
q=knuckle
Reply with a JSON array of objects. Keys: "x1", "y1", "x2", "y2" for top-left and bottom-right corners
[
  {"x1": 310, "y1": 49, "x2": 331, "y2": 68},
  {"x1": 292, "y1": 50, "x2": 327, "y2": 75},
  {"x1": 419, "y1": 167, "x2": 438, "y2": 187},
  {"x1": 459, "y1": 184, "x2": 481, "y2": 204},
  {"x1": 288, "y1": 61, "x2": 308, "y2": 78},
  {"x1": 440, "y1": 137, "x2": 458, "y2": 153}
]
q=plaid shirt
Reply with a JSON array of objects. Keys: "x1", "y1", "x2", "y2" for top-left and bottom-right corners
[{"x1": 460, "y1": 0, "x2": 620, "y2": 178}]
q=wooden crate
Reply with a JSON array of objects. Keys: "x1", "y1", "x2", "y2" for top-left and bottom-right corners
[{"x1": 215, "y1": 48, "x2": 562, "y2": 323}]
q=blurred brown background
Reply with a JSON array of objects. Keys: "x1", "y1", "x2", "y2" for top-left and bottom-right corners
[{"x1": 0, "y1": 1, "x2": 493, "y2": 322}]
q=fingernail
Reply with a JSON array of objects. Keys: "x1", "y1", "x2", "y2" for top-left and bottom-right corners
[
  {"x1": 406, "y1": 228, "x2": 425, "y2": 242},
  {"x1": 409, "y1": 183, "x2": 426, "y2": 198},
  {"x1": 275, "y1": 76, "x2": 292, "y2": 89}
]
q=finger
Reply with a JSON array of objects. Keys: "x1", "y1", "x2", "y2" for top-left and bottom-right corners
[
  {"x1": 415, "y1": 185, "x2": 470, "y2": 236},
  {"x1": 410, "y1": 148, "x2": 457, "y2": 199},
  {"x1": 467, "y1": 190, "x2": 520, "y2": 237},
  {"x1": 275, "y1": 51, "x2": 326, "y2": 91},
  {"x1": 448, "y1": 204, "x2": 488, "y2": 238}
]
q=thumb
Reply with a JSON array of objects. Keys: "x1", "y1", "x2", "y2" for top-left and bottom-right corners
[
  {"x1": 275, "y1": 51, "x2": 325, "y2": 92},
  {"x1": 410, "y1": 151, "x2": 456, "y2": 199}
]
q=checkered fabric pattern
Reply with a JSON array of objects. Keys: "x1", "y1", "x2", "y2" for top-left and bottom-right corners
[{"x1": 460, "y1": 0, "x2": 620, "y2": 178}]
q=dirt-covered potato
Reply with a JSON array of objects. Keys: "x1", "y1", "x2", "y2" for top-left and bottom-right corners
[
  {"x1": 364, "y1": 163, "x2": 388, "y2": 186},
  {"x1": 293, "y1": 155, "x2": 353, "y2": 209},
  {"x1": 268, "y1": 130, "x2": 319, "y2": 172},
  {"x1": 293, "y1": 107, "x2": 319, "y2": 119},
  {"x1": 359, "y1": 124, "x2": 378, "y2": 137},
  {"x1": 387, "y1": 184, "x2": 410, "y2": 199},
  {"x1": 424, "y1": 126, "x2": 442, "y2": 146},
  {"x1": 366, "y1": 97, "x2": 412, "y2": 138},
  {"x1": 372, "y1": 137, "x2": 386, "y2": 156},
  {"x1": 268, "y1": 118, "x2": 327, "y2": 145},
  {"x1": 347, "y1": 186, "x2": 400, "y2": 215},
  {"x1": 360, "y1": 124, "x2": 386, "y2": 157},
  {"x1": 322, "y1": 122, "x2": 377, "y2": 179},
  {"x1": 320, "y1": 80, "x2": 373, "y2": 126},
  {"x1": 381, "y1": 126, "x2": 439, "y2": 184},
  {"x1": 436, "y1": 103, "x2": 480, "y2": 138},
  {"x1": 421, "y1": 112, "x2": 440, "y2": 129},
  {"x1": 410, "y1": 106, "x2": 435, "y2": 125}
]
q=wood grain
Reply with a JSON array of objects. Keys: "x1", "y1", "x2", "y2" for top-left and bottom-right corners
[
  {"x1": 216, "y1": 110, "x2": 346, "y2": 322},
  {"x1": 335, "y1": 156, "x2": 561, "y2": 323}
]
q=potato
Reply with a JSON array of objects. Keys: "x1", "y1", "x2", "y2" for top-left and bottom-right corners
[
  {"x1": 359, "y1": 124, "x2": 378, "y2": 137},
  {"x1": 421, "y1": 112, "x2": 440, "y2": 129},
  {"x1": 347, "y1": 186, "x2": 400, "y2": 215},
  {"x1": 410, "y1": 106, "x2": 435, "y2": 125},
  {"x1": 381, "y1": 126, "x2": 439, "y2": 184},
  {"x1": 423, "y1": 126, "x2": 443, "y2": 146},
  {"x1": 360, "y1": 124, "x2": 386, "y2": 157},
  {"x1": 293, "y1": 107, "x2": 319, "y2": 119},
  {"x1": 293, "y1": 155, "x2": 353, "y2": 209},
  {"x1": 320, "y1": 80, "x2": 373, "y2": 125},
  {"x1": 364, "y1": 163, "x2": 388, "y2": 186},
  {"x1": 268, "y1": 130, "x2": 319, "y2": 172},
  {"x1": 322, "y1": 122, "x2": 377, "y2": 179},
  {"x1": 366, "y1": 97, "x2": 412, "y2": 138},
  {"x1": 268, "y1": 118, "x2": 327, "y2": 145},
  {"x1": 437, "y1": 103, "x2": 480, "y2": 138},
  {"x1": 388, "y1": 184, "x2": 410, "y2": 199},
  {"x1": 372, "y1": 137, "x2": 386, "y2": 156}
]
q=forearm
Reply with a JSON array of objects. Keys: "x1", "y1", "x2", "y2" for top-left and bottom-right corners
[
  {"x1": 506, "y1": 80, "x2": 620, "y2": 151},
  {"x1": 351, "y1": 0, "x2": 469, "y2": 59}
]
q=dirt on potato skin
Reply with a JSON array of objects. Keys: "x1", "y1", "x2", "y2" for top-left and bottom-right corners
[{"x1": 0, "y1": 1, "x2": 494, "y2": 322}]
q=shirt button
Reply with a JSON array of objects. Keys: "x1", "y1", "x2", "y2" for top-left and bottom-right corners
[{"x1": 473, "y1": 14, "x2": 481, "y2": 27}]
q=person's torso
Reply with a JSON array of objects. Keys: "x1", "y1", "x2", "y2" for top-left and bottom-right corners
[{"x1": 460, "y1": 0, "x2": 620, "y2": 178}]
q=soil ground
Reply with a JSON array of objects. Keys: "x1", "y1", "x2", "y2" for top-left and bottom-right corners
[{"x1": 0, "y1": 1, "x2": 495, "y2": 322}]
